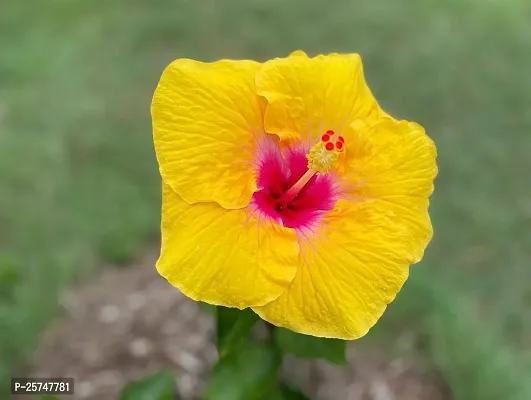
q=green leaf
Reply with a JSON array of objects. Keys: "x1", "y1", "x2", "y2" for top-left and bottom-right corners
[
  {"x1": 274, "y1": 327, "x2": 347, "y2": 365},
  {"x1": 205, "y1": 343, "x2": 280, "y2": 400},
  {"x1": 279, "y1": 384, "x2": 310, "y2": 399},
  {"x1": 118, "y1": 371, "x2": 175, "y2": 400},
  {"x1": 199, "y1": 302, "x2": 216, "y2": 315},
  {"x1": 216, "y1": 306, "x2": 259, "y2": 359},
  {"x1": 270, "y1": 384, "x2": 310, "y2": 400}
]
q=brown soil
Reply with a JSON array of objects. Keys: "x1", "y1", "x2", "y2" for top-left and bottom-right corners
[{"x1": 31, "y1": 251, "x2": 452, "y2": 400}]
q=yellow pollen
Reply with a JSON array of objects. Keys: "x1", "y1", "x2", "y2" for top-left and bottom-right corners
[
  {"x1": 306, "y1": 141, "x2": 340, "y2": 174},
  {"x1": 282, "y1": 131, "x2": 345, "y2": 202}
]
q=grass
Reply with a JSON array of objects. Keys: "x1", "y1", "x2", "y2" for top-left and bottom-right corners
[{"x1": 1, "y1": 0, "x2": 531, "y2": 397}]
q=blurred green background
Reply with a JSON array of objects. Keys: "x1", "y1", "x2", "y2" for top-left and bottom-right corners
[{"x1": 1, "y1": 0, "x2": 530, "y2": 398}]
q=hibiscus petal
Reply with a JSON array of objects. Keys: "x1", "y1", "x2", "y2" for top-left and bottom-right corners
[
  {"x1": 343, "y1": 117, "x2": 437, "y2": 202},
  {"x1": 252, "y1": 193, "x2": 432, "y2": 339},
  {"x1": 253, "y1": 118, "x2": 435, "y2": 339},
  {"x1": 256, "y1": 52, "x2": 383, "y2": 143},
  {"x1": 152, "y1": 59, "x2": 264, "y2": 209},
  {"x1": 157, "y1": 183, "x2": 299, "y2": 308}
]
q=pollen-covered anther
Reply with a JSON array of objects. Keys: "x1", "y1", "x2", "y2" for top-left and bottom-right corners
[{"x1": 306, "y1": 131, "x2": 345, "y2": 174}]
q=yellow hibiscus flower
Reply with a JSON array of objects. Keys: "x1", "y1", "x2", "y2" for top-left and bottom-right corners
[{"x1": 151, "y1": 51, "x2": 437, "y2": 340}]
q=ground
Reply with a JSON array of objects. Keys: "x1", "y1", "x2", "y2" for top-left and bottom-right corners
[{"x1": 32, "y1": 250, "x2": 450, "y2": 400}]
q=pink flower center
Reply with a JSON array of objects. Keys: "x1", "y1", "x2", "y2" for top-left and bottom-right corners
[{"x1": 252, "y1": 144, "x2": 338, "y2": 230}]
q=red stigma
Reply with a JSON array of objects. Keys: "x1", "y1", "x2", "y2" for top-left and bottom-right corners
[
  {"x1": 321, "y1": 134, "x2": 330, "y2": 142},
  {"x1": 335, "y1": 141, "x2": 343, "y2": 150},
  {"x1": 338, "y1": 136, "x2": 344, "y2": 143},
  {"x1": 325, "y1": 142, "x2": 334, "y2": 151},
  {"x1": 326, "y1": 129, "x2": 334, "y2": 135}
]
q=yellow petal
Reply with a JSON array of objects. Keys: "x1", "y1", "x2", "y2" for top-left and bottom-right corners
[
  {"x1": 339, "y1": 117, "x2": 437, "y2": 263},
  {"x1": 252, "y1": 121, "x2": 436, "y2": 339},
  {"x1": 152, "y1": 59, "x2": 264, "y2": 209},
  {"x1": 256, "y1": 53, "x2": 383, "y2": 142},
  {"x1": 288, "y1": 50, "x2": 308, "y2": 57},
  {"x1": 157, "y1": 183, "x2": 300, "y2": 308},
  {"x1": 253, "y1": 193, "x2": 433, "y2": 339},
  {"x1": 344, "y1": 117, "x2": 436, "y2": 200}
]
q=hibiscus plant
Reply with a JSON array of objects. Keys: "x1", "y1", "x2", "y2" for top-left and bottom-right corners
[{"x1": 117, "y1": 50, "x2": 437, "y2": 399}]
